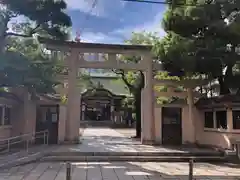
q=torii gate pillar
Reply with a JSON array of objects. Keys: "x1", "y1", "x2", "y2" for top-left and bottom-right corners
[
  {"x1": 141, "y1": 55, "x2": 155, "y2": 144},
  {"x1": 65, "y1": 50, "x2": 81, "y2": 143}
]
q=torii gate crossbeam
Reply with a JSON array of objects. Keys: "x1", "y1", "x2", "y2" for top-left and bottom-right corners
[{"x1": 38, "y1": 37, "x2": 159, "y2": 145}]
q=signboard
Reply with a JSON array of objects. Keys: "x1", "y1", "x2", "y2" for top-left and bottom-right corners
[{"x1": 51, "y1": 113, "x2": 58, "y2": 123}]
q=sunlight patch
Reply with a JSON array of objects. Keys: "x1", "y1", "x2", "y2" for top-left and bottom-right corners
[
  {"x1": 75, "y1": 166, "x2": 95, "y2": 169},
  {"x1": 125, "y1": 171, "x2": 152, "y2": 176},
  {"x1": 72, "y1": 162, "x2": 88, "y2": 165},
  {"x1": 103, "y1": 166, "x2": 127, "y2": 169},
  {"x1": 87, "y1": 162, "x2": 110, "y2": 165}
]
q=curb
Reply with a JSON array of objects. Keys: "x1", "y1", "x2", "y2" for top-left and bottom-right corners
[
  {"x1": 47, "y1": 151, "x2": 224, "y2": 157},
  {"x1": 0, "y1": 152, "x2": 44, "y2": 169},
  {"x1": 40, "y1": 155, "x2": 228, "y2": 163}
]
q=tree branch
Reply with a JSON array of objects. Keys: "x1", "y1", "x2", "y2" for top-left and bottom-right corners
[
  {"x1": 139, "y1": 70, "x2": 145, "y2": 89},
  {"x1": 5, "y1": 24, "x2": 40, "y2": 38},
  {"x1": 112, "y1": 69, "x2": 135, "y2": 92},
  {"x1": 122, "y1": 74, "x2": 134, "y2": 91},
  {"x1": 30, "y1": 24, "x2": 40, "y2": 34},
  {"x1": 5, "y1": 32, "x2": 32, "y2": 38}
]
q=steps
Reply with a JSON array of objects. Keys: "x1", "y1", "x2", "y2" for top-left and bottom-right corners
[
  {"x1": 0, "y1": 151, "x2": 44, "y2": 169},
  {"x1": 40, "y1": 151, "x2": 227, "y2": 163},
  {"x1": 41, "y1": 155, "x2": 226, "y2": 162},
  {"x1": 45, "y1": 151, "x2": 224, "y2": 157},
  {"x1": 0, "y1": 145, "x2": 54, "y2": 169},
  {"x1": 0, "y1": 149, "x2": 230, "y2": 168}
]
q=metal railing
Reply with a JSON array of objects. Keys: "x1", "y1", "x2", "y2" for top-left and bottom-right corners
[
  {"x1": 64, "y1": 159, "x2": 195, "y2": 180},
  {"x1": 235, "y1": 141, "x2": 240, "y2": 160},
  {"x1": 232, "y1": 140, "x2": 240, "y2": 160},
  {"x1": 0, "y1": 130, "x2": 49, "y2": 154}
]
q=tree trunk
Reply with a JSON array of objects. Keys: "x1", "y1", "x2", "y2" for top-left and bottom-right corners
[
  {"x1": 223, "y1": 64, "x2": 234, "y2": 94},
  {"x1": 218, "y1": 76, "x2": 229, "y2": 95},
  {"x1": 0, "y1": 16, "x2": 9, "y2": 52},
  {"x1": 134, "y1": 91, "x2": 142, "y2": 138}
]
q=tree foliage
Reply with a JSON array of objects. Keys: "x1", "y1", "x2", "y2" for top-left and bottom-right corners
[
  {"x1": 154, "y1": 0, "x2": 240, "y2": 95},
  {"x1": 0, "y1": 0, "x2": 71, "y2": 95},
  {"x1": 2, "y1": 37, "x2": 64, "y2": 94},
  {"x1": 0, "y1": 0, "x2": 71, "y2": 40},
  {"x1": 112, "y1": 32, "x2": 161, "y2": 137}
]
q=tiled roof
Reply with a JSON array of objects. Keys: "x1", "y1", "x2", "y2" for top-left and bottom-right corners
[
  {"x1": 0, "y1": 91, "x2": 22, "y2": 102},
  {"x1": 195, "y1": 94, "x2": 240, "y2": 107},
  {"x1": 39, "y1": 94, "x2": 61, "y2": 101},
  {"x1": 89, "y1": 77, "x2": 130, "y2": 96}
]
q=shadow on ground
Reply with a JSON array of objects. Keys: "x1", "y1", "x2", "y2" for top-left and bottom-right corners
[
  {"x1": 0, "y1": 161, "x2": 239, "y2": 180},
  {"x1": 57, "y1": 134, "x2": 221, "y2": 154}
]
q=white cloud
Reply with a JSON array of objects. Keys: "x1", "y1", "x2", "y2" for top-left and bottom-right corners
[
  {"x1": 79, "y1": 32, "x2": 123, "y2": 44},
  {"x1": 113, "y1": 11, "x2": 166, "y2": 39},
  {"x1": 7, "y1": 15, "x2": 28, "y2": 32},
  {"x1": 71, "y1": 10, "x2": 166, "y2": 44},
  {"x1": 65, "y1": 0, "x2": 125, "y2": 17},
  {"x1": 66, "y1": 0, "x2": 105, "y2": 16}
]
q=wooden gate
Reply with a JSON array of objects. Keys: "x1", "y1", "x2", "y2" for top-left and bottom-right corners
[{"x1": 162, "y1": 107, "x2": 182, "y2": 145}]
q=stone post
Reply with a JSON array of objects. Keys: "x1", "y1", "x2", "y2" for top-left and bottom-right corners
[
  {"x1": 65, "y1": 51, "x2": 80, "y2": 143},
  {"x1": 23, "y1": 90, "x2": 37, "y2": 136},
  {"x1": 111, "y1": 105, "x2": 115, "y2": 122},
  {"x1": 141, "y1": 54, "x2": 155, "y2": 145},
  {"x1": 58, "y1": 104, "x2": 67, "y2": 144},
  {"x1": 81, "y1": 104, "x2": 85, "y2": 121},
  {"x1": 187, "y1": 88, "x2": 196, "y2": 143},
  {"x1": 154, "y1": 107, "x2": 162, "y2": 144},
  {"x1": 227, "y1": 108, "x2": 233, "y2": 130}
]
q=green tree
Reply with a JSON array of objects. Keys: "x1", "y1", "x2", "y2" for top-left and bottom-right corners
[
  {"x1": 113, "y1": 32, "x2": 160, "y2": 138},
  {"x1": 155, "y1": 0, "x2": 240, "y2": 95},
  {"x1": 0, "y1": 0, "x2": 71, "y2": 42},
  {"x1": 0, "y1": 0, "x2": 71, "y2": 94},
  {"x1": 2, "y1": 37, "x2": 64, "y2": 94}
]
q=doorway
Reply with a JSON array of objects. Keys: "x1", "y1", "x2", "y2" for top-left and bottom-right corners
[
  {"x1": 36, "y1": 105, "x2": 59, "y2": 144},
  {"x1": 162, "y1": 107, "x2": 182, "y2": 145}
]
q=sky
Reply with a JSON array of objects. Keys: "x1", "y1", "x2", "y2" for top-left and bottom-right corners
[{"x1": 66, "y1": 0, "x2": 166, "y2": 44}]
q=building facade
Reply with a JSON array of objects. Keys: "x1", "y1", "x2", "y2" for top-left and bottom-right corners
[
  {"x1": 81, "y1": 88, "x2": 126, "y2": 122},
  {"x1": 0, "y1": 38, "x2": 240, "y2": 150},
  {"x1": 1, "y1": 83, "x2": 240, "y2": 149}
]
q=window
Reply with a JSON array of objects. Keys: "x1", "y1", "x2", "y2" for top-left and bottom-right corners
[
  {"x1": 232, "y1": 110, "x2": 240, "y2": 129},
  {"x1": 4, "y1": 107, "x2": 11, "y2": 125},
  {"x1": 0, "y1": 106, "x2": 11, "y2": 126},
  {"x1": 204, "y1": 111, "x2": 214, "y2": 128},
  {"x1": 204, "y1": 110, "x2": 227, "y2": 130},
  {"x1": 216, "y1": 111, "x2": 227, "y2": 129},
  {"x1": 0, "y1": 107, "x2": 3, "y2": 126}
]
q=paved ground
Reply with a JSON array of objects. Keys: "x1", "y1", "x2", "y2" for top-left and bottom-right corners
[
  {"x1": 0, "y1": 127, "x2": 239, "y2": 179},
  {"x1": 0, "y1": 161, "x2": 239, "y2": 180},
  {"x1": 114, "y1": 128, "x2": 136, "y2": 138},
  {"x1": 0, "y1": 145, "x2": 52, "y2": 168},
  {"x1": 55, "y1": 127, "x2": 218, "y2": 153}
]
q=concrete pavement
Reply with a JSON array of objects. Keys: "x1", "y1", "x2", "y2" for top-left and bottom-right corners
[
  {"x1": 0, "y1": 161, "x2": 239, "y2": 180},
  {"x1": 0, "y1": 127, "x2": 238, "y2": 179},
  {"x1": 55, "y1": 127, "x2": 218, "y2": 154}
]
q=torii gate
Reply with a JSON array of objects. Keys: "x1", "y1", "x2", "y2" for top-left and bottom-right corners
[{"x1": 38, "y1": 37, "x2": 162, "y2": 145}]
